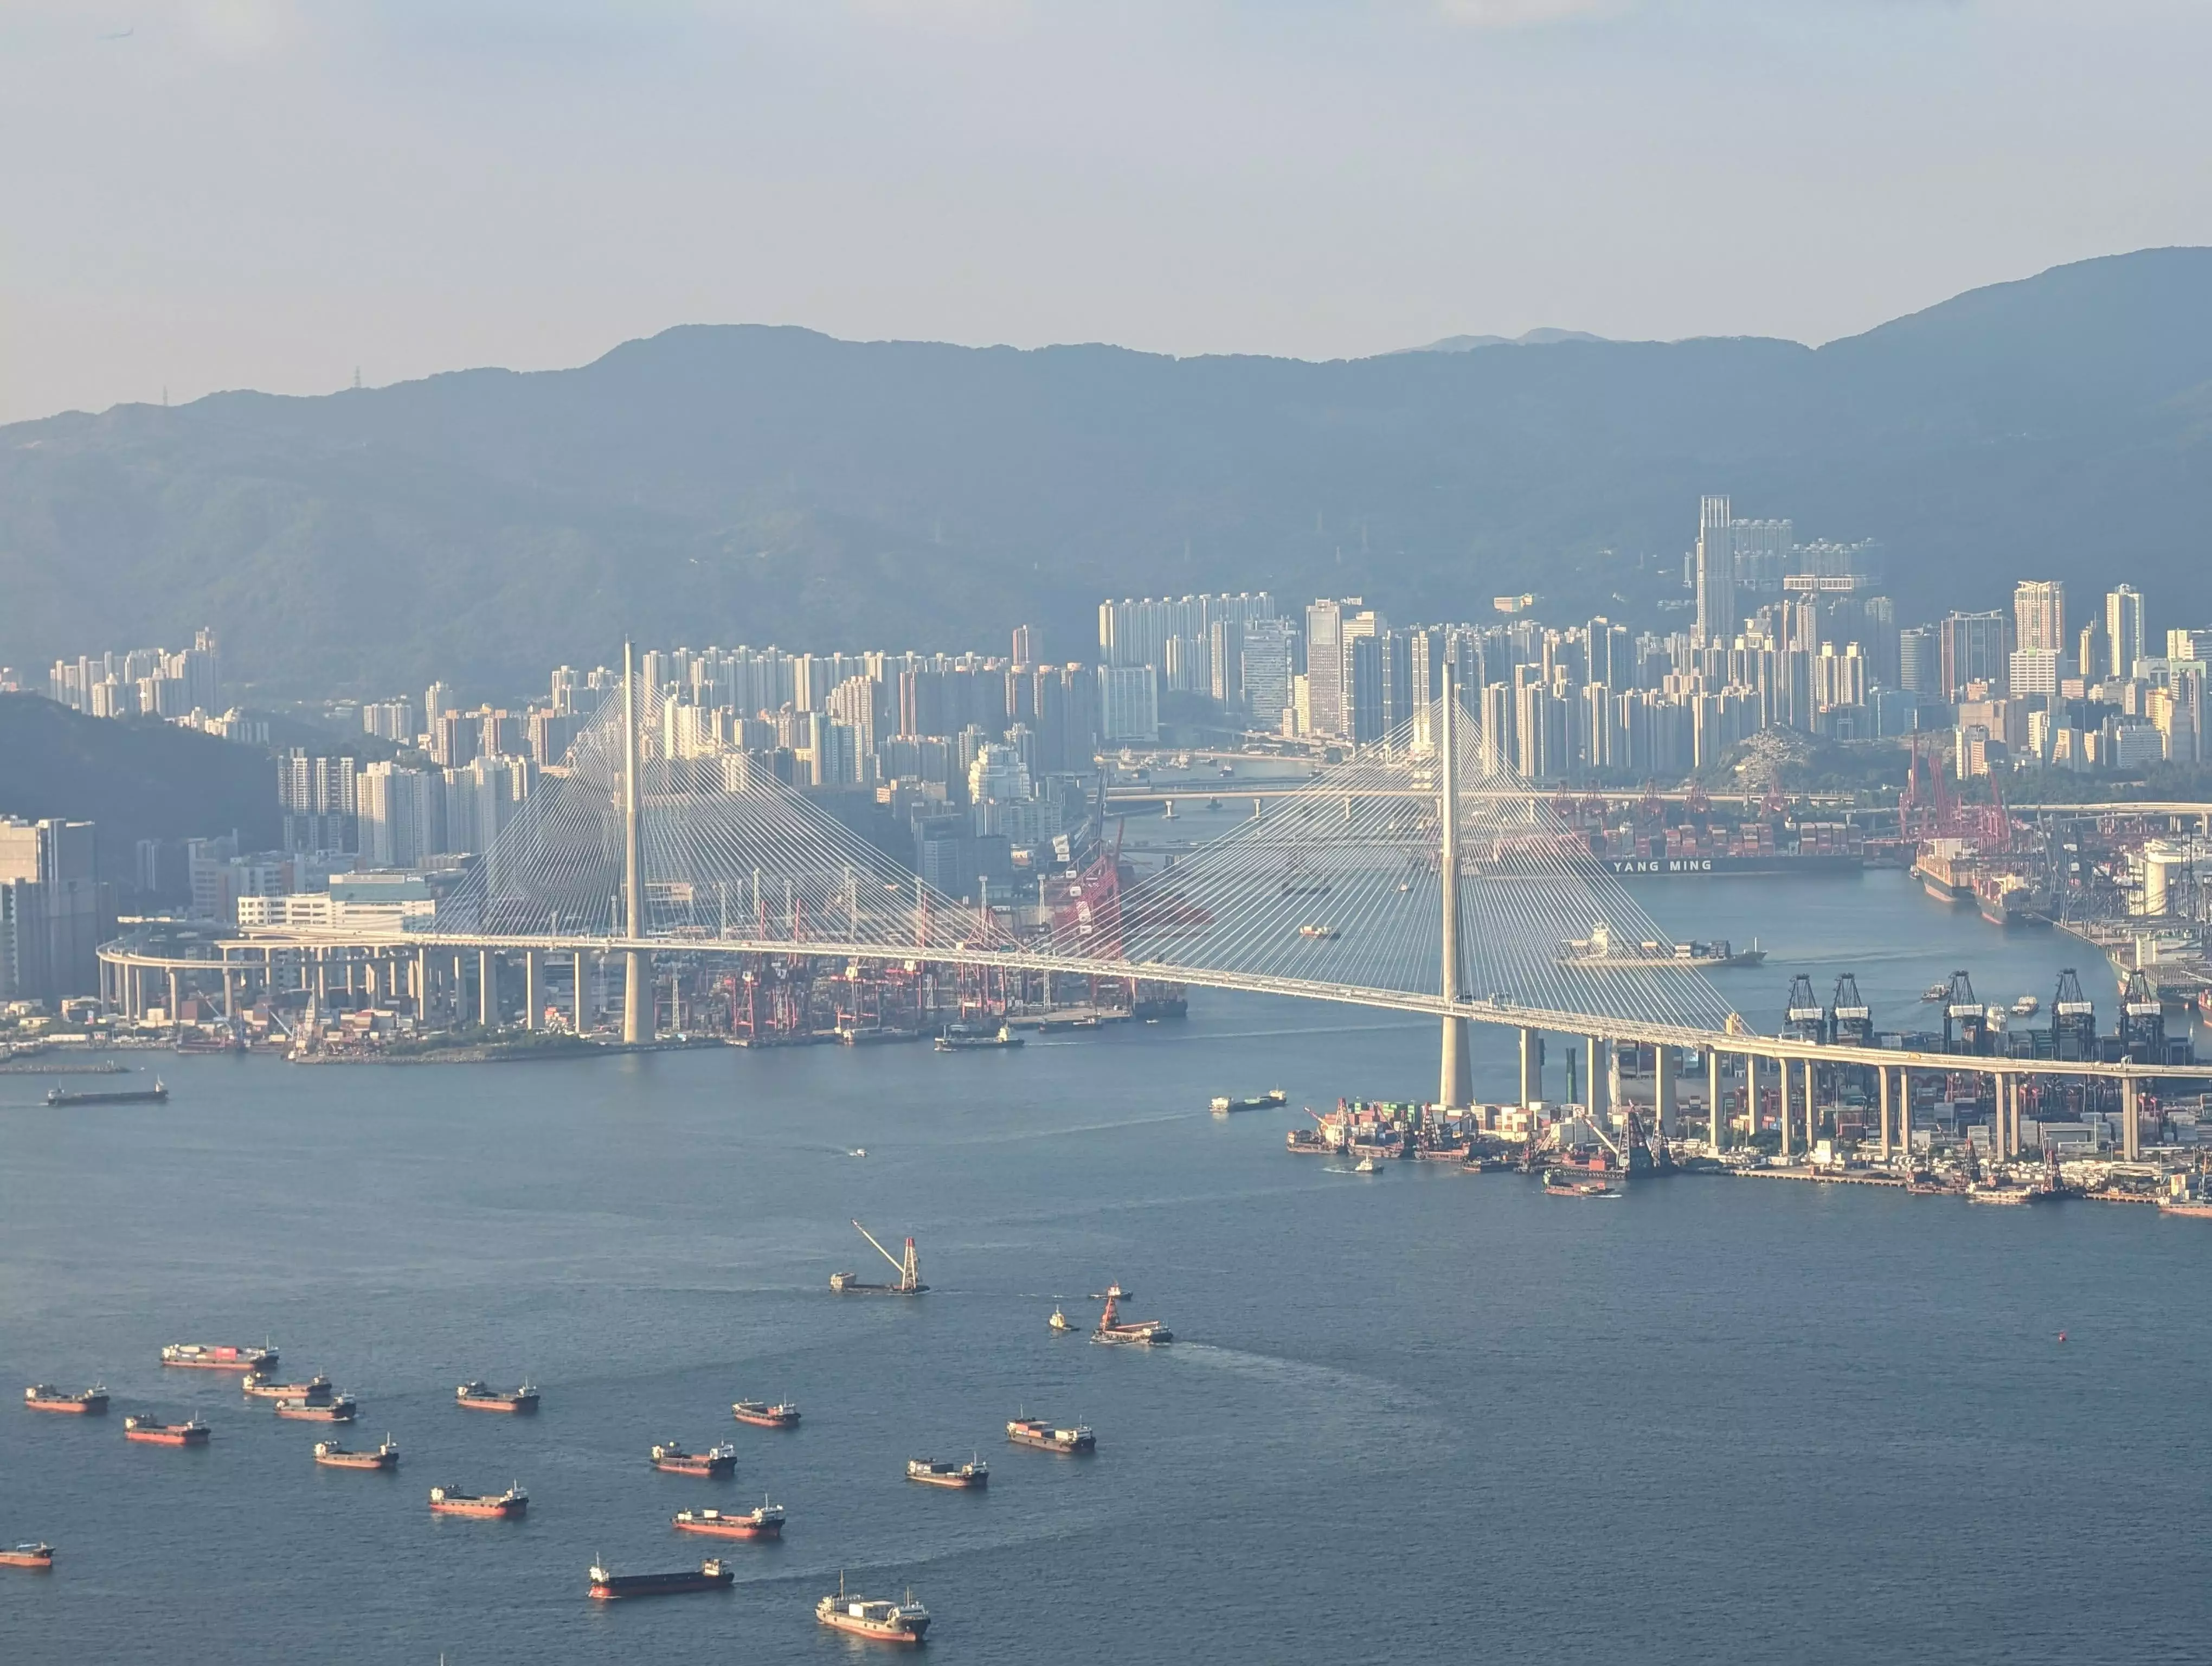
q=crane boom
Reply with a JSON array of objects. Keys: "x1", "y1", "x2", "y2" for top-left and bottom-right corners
[{"x1": 852, "y1": 1219, "x2": 904, "y2": 1274}]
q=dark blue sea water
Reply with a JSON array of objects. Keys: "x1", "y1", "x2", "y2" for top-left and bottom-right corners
[{"x1": 2, "y1": 871, "x2": 2205, "y2": 1665}]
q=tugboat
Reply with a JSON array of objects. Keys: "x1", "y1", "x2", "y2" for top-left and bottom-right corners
[
  {"x1": 0, "y1": 1543, "x2": 55, "y2": 1571},
  {"x1": 1006, "y1": 1415, "x2": 1095, "y2": 1454},
  {"x1": 650, "y1": 1441, "x2": 737, "y2": 1477},
  {"x1": 276, "y1": 1394, "x2": 356, "y2": 1422},
  {"x1": 1047, "y1": 1307, "x2": 1072, "y2": 1332},
  {"x1": 935, "y1": 1022, "x2": 1023, "y2": 1052},
  {"x1": 455, "y1": 1381, "x2": 539, "y2": 1413},
  {"x1": 245, "y1": 1375, "x2": 332, "y2": 1403},
  {"x1": 672, "y1": 1500, "x2": 785, "y2": 1540},
  {"x1": 816, "y1": 1576, "x2": 930, "y2": 1644},
  {"x1": 905, "y1": 1456, "x2": 988, "y2": 1490},
  {"x1": 162, "y1": 1342, "x2": 277, "y2": 1374},
  {"x1": 588, "y1": 1559, "x2": 734, "y2": 1600},
  {"x1": 23, "y1": 1383, "x2": 108, "y2": 1415},
  {"x1": 124, "y1": 1415, "x2": 211, "y2": 1446},
  {"x1": 314, "y1": 1436, "x2": 400, "y2": 1471},
  {"x1": 428, "y1": 1484, "x2": 528, "y2": 1519},
  {"x1": 731, "y1": 1400, "x2": 801, "y2": 1430},
  {"x1": 1091, "y1": 1289, "x2": 1172, "y2": 1346}
]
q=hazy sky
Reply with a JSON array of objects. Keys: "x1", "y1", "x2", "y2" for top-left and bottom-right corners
[{"x1": 4, "y1": 1, "x2": 2209, "y2": 424}]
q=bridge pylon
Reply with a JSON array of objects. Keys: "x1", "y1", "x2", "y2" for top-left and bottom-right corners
[{"x1": 1438, "y1": 668, "x2": 1472, "y2": 1108}]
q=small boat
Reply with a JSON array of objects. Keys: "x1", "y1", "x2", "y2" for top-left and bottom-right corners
[
  {"x1": 816, "y1": 1578, "x2": 930, "y2": 1645},
  {"x1": 455, "y1": 1380, "x2": 538, "y2": 1414},
  {"x1": 673, "y1": 1500, "x2": 785, "y2": 1540},
  {"x1": 1296, "y1": 923, "x2": 1339, "y2": 940},
  {"x1": 1007, "y1": 1415, "x2": 1095, "y2": 1454},
  {"x1": 124, "y1": 1415, "x2": 211, "y2": 1446},
  {"x1": 245, "y1": 1374, "x2": 332, "y2": 1403},
  {"x1": 162, "y1": 1342, "x2": 278, "y2": 1374},
  {"x1": 905, "y1": 1456, "x2": 988, "y2": 1490},
  {"x1": 314, "y1": 1436, "x2": 400, "y2": 1471},
  {"x1": 1352, "y1": 1156, "x2": 1383, "y2": 1175},
  {"x1": 23, "y1": 1383, "x2": 108, "y2": 1415},
  {"x1": 849, "y1": 1148, "x2": 866, "y2": 1158},
  {"x1": 275, "y1": 1395, "x2": 356, "y2": 1422},
  {"x1": 731, "y1": 1400, "x2": 801, "y2": 1430},
  {"x1": 651, "y1": 1441, "x2": 737, "y2": 1477},
  {"x1": 2012, "y1": 995, "x2": 2040, "y2": 1016},
  {"x1": 1047, "y1": 1307, "x2": 1072, "y2": 1332},
  {"x1": 0, "y1": 1543, "x2": 55, "y2": 1571},
  {"x1": 1920, "y1": 983, "x2": 1949, "y2": 1002},
  {"x1": 428, "y1": 1484, "x2": 528, "y2": 1518},
  {"x1": 588, "y1": 1559, "x2": 734, "y2": 1600}
]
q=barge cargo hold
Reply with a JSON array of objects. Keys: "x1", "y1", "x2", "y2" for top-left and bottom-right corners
[
  {"x1": 124, "y1": 1415, "x2": 211, "y2": 1446},
  {"x1": 650, "y1": 1441, "x2": 737, "y2": 1477},
  {"x1": 588, "y1": 1559, "x2": 733, "y2": 1600},
  {"x1": 672, "y1": 1502, "x2": 785, "y2": 1540},
  {"x1": 24, "y1": 1383, "x2": 108, "y2": 1415},
  {"x1": 428, "y1": 1485, "x2": 528, "y2": 1519}
]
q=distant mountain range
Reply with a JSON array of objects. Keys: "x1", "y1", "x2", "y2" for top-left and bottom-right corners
[
  {"x1": 1399, "y1": 328, "x2": 1609, "y2": 353},
  {"x1": 3, "y1": 247, "x2": 2210, "y2": 700}
]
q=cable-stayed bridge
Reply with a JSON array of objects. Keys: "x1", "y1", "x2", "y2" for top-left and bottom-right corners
[{"x1": 100, "y1": 661, "x2": 2212, "y2": 1165}]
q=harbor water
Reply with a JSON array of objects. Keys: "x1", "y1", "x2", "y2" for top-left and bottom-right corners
[{"x1": 2, "y1": 870, "x2": 2207, "y2": 1664}]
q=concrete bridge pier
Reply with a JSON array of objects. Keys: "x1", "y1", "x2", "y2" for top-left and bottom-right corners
[
  {"x1": 1877, "y1": 1065, "x2": 1893, "y2": 1161},
  {"x1": 2123, "y1": 1076, "x2": 2140, "y2": 1162},
  {"x1": 1708, "y1": 1050, "x2": 1725, "y2": 1149},
  {"x1": 478, "y1": 950, "x2": 497, "y2": 1028},
  {"x1": 1518, "y1": 1027, "x2": 1540, "y2": 1108},
  {"x1": 1654, "y1": 1046, "x2": 1677, "y2": 1135},
  {"x1": 524, "y1": 952, "x2": 543, "y2": 1031},
  {"x1": 1586, "y1": 1036, "x2": 1606, "y2": 1121},
  {"x1": 574, "y1": 950, "x2": 589, "y2": 1030},
  {"x1": 1804, "y1": 1059, "x2": 1819, "y2": 1149},
  {"x1": 1778, "y1": 1054, "x2": 1792, "y2": 1159}
]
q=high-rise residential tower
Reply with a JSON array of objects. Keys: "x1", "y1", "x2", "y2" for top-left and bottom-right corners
[{"x1": 2106, "y1": 586, "x2": 2146, "y2": 680}]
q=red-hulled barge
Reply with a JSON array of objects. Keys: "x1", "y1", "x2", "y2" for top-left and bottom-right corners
[
  {"x1": 455, "y1": 1380, "x2": 538, "y2": 1414},
  {"x1": 24, "y1": 1384, "x2": 108, "y2": 1415},
  {"x1": 731, "y1": 1399, "x2": 801, "y2": 1430},
  {"x1": 672, "y1": 1501, "x2": 785, "y2": 1540},
  {"x1": 124, "y1": 1415, "x2": 211, "y2": 1446},
  {"x1": 162, "y1": 1343, "x2": 277, "y2": 1374},
  {"x1": 276, "y1": 1395, "x2": 356, "y2": 1422},
  {"x1": 650, "y1": 1441, "x2": 736, "y2": 1477},
  {"x1": 428, "y1": 1484, "x2": 527, "y2": 1519},
  {"x1": 588, "y1": 1559, "x2": 734, "y2": 1600},
  {"x1": 314, "y1": 1437, "x2": 400, "y2": 1471},
  {"x1": 1, "y1": 1543, "x2": 56, "y2": 1571}
]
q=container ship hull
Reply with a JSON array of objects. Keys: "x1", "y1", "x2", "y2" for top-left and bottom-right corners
[
  {"x1": 1604, "y1": 854, "x2": 1862, "y2": 879},
  {"x1": 589, "y1": 1563, "x2": 733, "y2": 1600},
  {"x1": 673, "y1": 1508, "x2": 783, "y2": 1540}
]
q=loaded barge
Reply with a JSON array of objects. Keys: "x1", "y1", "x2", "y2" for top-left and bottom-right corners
[
  {"x1": 24, "y1": 1383, "x2": 107, "y2": 1415},
  {"x1": 650, "y1": 1441, "x2": 737, "y2": 1477},
  {"x1": 162, "y1": 1342, "x2": 277, "y2": 1374},
  {"x1": 588, "y1": 1559, "x2": 733, "y2": 1600},
  {"x1": 672, "y1": 1501, "x2": 785, "y2": 1540},
  {"x1": 46, "y1": 1080, "x2": 168, "y2": 1107}
]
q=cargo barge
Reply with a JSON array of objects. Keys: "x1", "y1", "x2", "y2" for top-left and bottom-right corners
[
  {"x1": 816, "y1": 1581, "x2": 930, "y2": 1644},
  {"x1": 162, "y1": 1342, "x2": 277, "y2": 1374},
  {"x1": 124, "y1": 1415, "x2": 211, "y2": 1446},
  {"x1": 314, "y1": 1437, "x2": 400, "y2": 1471},
  {"x1": 905, "y1": 1456, "x2": 988, "y2": 1490},
  {"x1": 935, "y1": 1023, "x2": 1023, "y2": 1051},
  {"x1": 1092, "y1": 1289, "x2": 1172, "y2": 1346},
  {"x1": 650, "y1": 1441, "x2": 736, "y2": 1477},
  {"x1": 672, "y1": 1501, "x2": 785, "y2": 1540},
  {"x1": 428, "y1": 1485, "x2": 527, "y2": 1518},
  {"x1": 455, "y1": 1381, "x2": 538, "y2": 1413},
  {"x1": 0, "y1": 1543, "x2": 55, "y2": 1571},
  {"x1": 588, "y1": 1559, "x2": 733, "y2": 1600},
  {"x1": 731, "y1": 1399, "x2": 801, "y2": 1429},
  {"x1": 1007, "y1": 1416, "x2": 1095, "y2": 1454},
  {"x1": 24, "y1": 1383, "x2": 107, "y2": 1415},
  {"x1": 244, "y1": 1375, "x2": 331, "y2": 1403},
  {"x1": 1210, "y1": 1089, "x2": 1287, "y2": 1114},
  {"x1": 831, "y1": 1220, "x2": 928, "y2": 1293},
  {"x1": 46, "y1": 1080, "x2": 168, "y2": 1106},
  {"x1": 276, "y1": 1395, "x2": 356, "y2": 1422}
]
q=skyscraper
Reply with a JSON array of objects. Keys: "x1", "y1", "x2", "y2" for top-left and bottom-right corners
[
  {"x1": 1303, "y1": 599, "x2": 1348, "y2": 738},
  {"x1": 2106, "y1": 586, "x2": 2146, "y2": 680},
  {"x1": 2013, "y1": 580, "x2": 2066, "y2": 653},
  {"x1": 1694, "y1": 496, "x2": 1737, "y2": 649},
  {"x1": 1240, "y1": 618, "x2": 1295, "y2": 731}
]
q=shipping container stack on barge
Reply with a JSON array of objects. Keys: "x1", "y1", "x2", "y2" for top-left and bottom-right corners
[
  {"x1": 831, "y1": 1220, "x2": 928, "y2": 1293},
  {"x1": 816, "y1": 1580, "x2": 931, "y2": 1644},
  {"x1": 588, "y1": 1559, "x2": 734, "y2": 1600},
  {"x1": 673, "y1": 1501, "x2": 786, "y2": 1540},
  {"x1": 650, "y1": 1441, "x2": 737, "y2": 1477},
  {"x1": 428, "y1": 1485, "x2": 528, "y2": 1518},
  {"x1": 162, "y1": 1342, "x2": 277, "y2": 1374},
  {"x1": 1007, "y1": 1415, "x2": 1095, "y2": 1454},
  {"x1": 24, "y1": 1383, "x2": 108, "y2": 1415},
  {"x1": 731, "y1": 1399, "x2": 801, "y2": 1429},
  {"x1": 124, "y1": 1415, "x2": 210, "y2": 1446},
  {"x1": 314, "y1": 1437, "x2": 400, "y2": 1471},
  {"x1": 455, "y1": 1380, "x2": 539, "y2": 1413},
  {"x1": 1287, "y1": 1099, "x2": 1483, "y2": 1162},
  {"x1": 905, "y1": 1456, "x2": 988, "y2": 1490}
]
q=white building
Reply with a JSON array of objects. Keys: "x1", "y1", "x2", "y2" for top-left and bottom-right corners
[{"x1": 1098, "y1": 666, "x2": 1160, "y2": 743}]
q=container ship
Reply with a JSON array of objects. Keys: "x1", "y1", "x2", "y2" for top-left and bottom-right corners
[
  {"x1": 314, "y1": 1437, "x2": 400, "y2": 1471},
  {"x1": 455, "y1": 1381, "x2": 538, "y2": 1413},
  {"x1": 672, "y1": 1501, "x2": 785, "y2": 1540},
  {"x1": 244, "y1": 1375, "x2": 331, "y2": 1403},
  {"x1": 1210, "y1": 1089, "x2": 1288, "y2": 1114},
  {"x1": 276, "y1": 1395, "x2": 356, "y2": 1422},
  {"x1": 1007, "y1": 1416, "x2": 1095, "y2": 1454},
  {"x1": 668, "y1": 1504, "x2": 783, "y2": 1540},
  {"x1": 24, "y1": 1383, "x2": 108, "y2": 1415},
  {"x1": 124, "y1": 1415, "x2": 211, "y2": 1446},
  {"x1": 46, "y1": 1080, "x2": 168, "y2": 1106},
  {"x1": 162, "y1": 1342, "x2": 278, "y2": 1374},
  {"x1": 1602, "y1": 852, "x2": 1861, "y2": 879},
  {"x1": 935, "y1": 1022, "x2": 1023, "y2": 1051},
  {"x1": 731, "y1": 1399, "x2": 801, "y2": 1429},
  {"x1": 1912, "y1": 841, "x2": 1977, "y2": 904},
  {"x1": 588, "y1": 1559, "x2": 732, "y2": 1600},
  {"x1": 650, "y1": 1441, "x2": 737, "y2": 1477},
  {"x1": 830, "y1": 1220, "x2": 928, "y2": 1294},
  {"x1": 428, "y1": 1484, "x2": 528, "y2": 1519},
  {"x1": 816, "y1": 1582, "x2": 930, "y2": 1644},
  {"x1": 905, "y1": 1456, "x2": 988, "y2": 1490},
  {"x1": 1092, "y1": 1290, "x2": 1172, "y2": 1346},
  {"x1": 1, "y1": 1543, "x2": 55, "y2": 1571}
]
